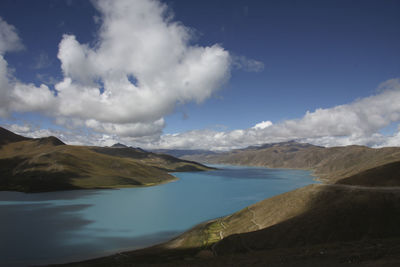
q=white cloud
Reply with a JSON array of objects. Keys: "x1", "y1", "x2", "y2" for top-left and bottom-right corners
[
  {"x1": 12, "y1": 82, "x2": 56, "y2": 113},
  {"x1": 0, "y1": 17, "x2": 24, "y2": 54},
  {"x1": 51, "y1": 0, "x2": 231, "y2": 136},
  {"x1": 252, "y1": 120, "x2": 273, "y2": 130},
  {"x1": 1, "y1": 6, "x2": 400, "y2": 150},
  {"x1": 270, "y1": 78, "x2": 400, "y2": 140},
  {"x1": 6, "y1": 78, "x2": 400, "y2": 151},
  {"x1": 0, "y1": 0, "x2": 231, "y2": 137},
  {"x1": 133, "y1": 78, "x2": 400, "y2": 151},
  {"x1": 6, "y1": 123, "x2": 32, "y2": 134},
  {"x1": 0, "y1": 17, "x2": 56, "y2": 117},
  {"x1": 84, "y1": 118, "x2": 165, "y2": 137},
  {"x1": 0, "y1": 17, "x2": 23, "y2": 117},
  {"x1": 0, "y1": 55, "x2": 11, "y2": 117}
]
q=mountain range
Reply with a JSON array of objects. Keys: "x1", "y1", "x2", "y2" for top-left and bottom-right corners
[
  {"x1": 180, "y1": 141, "x2": 400, "y2": 183},
  {"x1": 0, "y1": 127, "x2": 211, "y2": 192}
]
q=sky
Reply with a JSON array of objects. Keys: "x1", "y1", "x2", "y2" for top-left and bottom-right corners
[{"x1": 0, "y1": 0, "x2": 399, "y2": 150}]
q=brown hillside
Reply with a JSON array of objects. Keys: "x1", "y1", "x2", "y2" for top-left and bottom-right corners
[
  {"x1": 183, "y1": 141, "x2": 400, "y2": 183},
  {"x1": 0, "y1": 128, "x2": 211, "y2": 192}
]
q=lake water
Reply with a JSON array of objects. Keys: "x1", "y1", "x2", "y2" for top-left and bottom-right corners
[{"x1": 0, "y1": 165, "x2": 315, "y2": 266}]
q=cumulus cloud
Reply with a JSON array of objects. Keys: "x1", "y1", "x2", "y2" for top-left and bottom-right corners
[
  {"x1": 134, "y1": 79, "x2": 400, "y2": 150},
  {"x1": 0, "y1": 55, "x2": 11, "y2": 117},
  {"x1": 6, "y1": 123, "x2": 33, "y2": 134},
  {"x1": 0, "y1": 17, "x2": 24, "y2": 54},
  {"x1": 271, "y1": 79, "x2": 400, "y2": 139},
  {"x1": 52, "y1": 0, "x2": 231, "y2": 136},
  {"x1": 1, "y1": 5, "x2": 399, "y2": 150},
  {"x1": 84, "y1": 118, "x2": 165, "y2": 137},
  {"x1": 0, "y1": 0, "x2": 231, "y2": 137},
  {"x1": 0, "y1": 17, "x2": 56, "y2": 117},
  {"x1": 0, "y1": 17, "x2": 22, "y2": 116},
  {"x1": 7, "y1": 78, "x2": 400, "y2": 151},
  {"x1": 252, "y1": 120, "x2": 273, "y2": 130}
]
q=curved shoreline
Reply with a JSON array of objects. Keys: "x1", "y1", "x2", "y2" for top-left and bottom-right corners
[
  {"x1": 49, "y1": 166, "x2": 317, "y2": 266},
  {"x1": 1, "y1": 165, "x2": 316, "y2": 267}
]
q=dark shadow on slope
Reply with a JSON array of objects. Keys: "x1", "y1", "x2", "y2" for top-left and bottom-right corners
[
  {"x1": 336, "y1": 160, "x2": 400, "y2": 186},
  {"x1": 0, "y1": 157, "x2": 83, "y2": 192},
  {"x1": 212, "y1": 185, "x2": 400, "y2": 255}
]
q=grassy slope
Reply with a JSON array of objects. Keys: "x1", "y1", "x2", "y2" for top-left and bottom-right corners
[
  {"x1": 183, "y1": 141, "x2": 400, "y2": 183},
  {"x1": 0, "y1": 131, "x2": 211, "y2": 192}
]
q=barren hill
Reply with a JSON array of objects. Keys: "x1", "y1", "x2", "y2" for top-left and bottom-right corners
[
  {"x1": 0, "y1": 127, "x2": 211, "y2": 192},
  {"x1": 183, "y1": 141, "x2": 400, "y2": 183}
]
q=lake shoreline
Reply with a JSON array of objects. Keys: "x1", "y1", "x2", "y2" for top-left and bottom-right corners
[{"x1": 1, "y1": 165, "x2": 316, "y2": 267}]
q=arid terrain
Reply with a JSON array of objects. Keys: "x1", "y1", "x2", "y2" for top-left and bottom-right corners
[
  {"x1": 57, "y1": 142, "x2": 400, "y2": 266},
  {"x1": 0, "y1": 127, "x2": 211, "y2": 192}
]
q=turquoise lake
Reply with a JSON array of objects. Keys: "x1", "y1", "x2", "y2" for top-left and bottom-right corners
[{"x1": 0, "y1": 165, "x2": 315, "y2": 266}]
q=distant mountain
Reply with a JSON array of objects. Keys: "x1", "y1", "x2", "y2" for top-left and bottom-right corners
[
  {"x1": 0, "y1": 127, "x2": 212, "y2": 193},
  {"x1": 37, "y1": 136, "x2": 65, "y2": 146},
  {"x1": 93, "y1": 146, "x2": 212, "y2": 172},
  {"x1": 151, "y1": 149, "x2": 216, "y2": 158},
  {"x1": 244, "y1": 140, "x2": 318, "y2": 151},
  {"x1": 183, "y1": 141, "x2": 400, "y2": 183},
  {"x1": 110, "y1": 143, "x2": 128, "y2": 148}
]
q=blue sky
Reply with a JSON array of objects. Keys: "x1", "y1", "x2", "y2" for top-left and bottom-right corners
[{"x1": 0, "y1": 0, "x2": 399, "y2": 150}]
